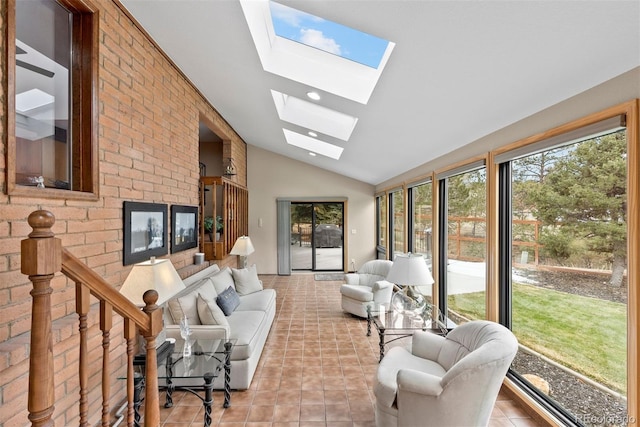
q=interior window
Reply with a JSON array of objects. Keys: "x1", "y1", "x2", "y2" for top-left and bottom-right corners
[{"x1": 10, "y1": 0, "x2": 97, "y2": 198}]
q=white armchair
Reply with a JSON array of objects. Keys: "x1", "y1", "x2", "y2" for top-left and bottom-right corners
[
  {"x1": 374, "y1": 320, "x2": 518, "y2": 427},
  {"x1": 340, "y1": 259, "x2": 394, "y2": 317}
]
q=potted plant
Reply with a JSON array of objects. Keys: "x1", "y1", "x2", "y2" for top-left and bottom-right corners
[{"x1": 203, "y1": 216, "x2": 214, "y2": 241}]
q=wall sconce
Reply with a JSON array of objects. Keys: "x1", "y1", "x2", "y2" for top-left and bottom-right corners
[{"x1": 224, "y1": 158, "x2": 236, "y2": 176}]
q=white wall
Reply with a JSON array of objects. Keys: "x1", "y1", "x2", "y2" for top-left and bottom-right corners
[
  {"x1": 247, "y1": 145, "x2": 376, "y2": 274},
  {"x1": 376, "y1": 67, "x2": 640, "y2": 191}
]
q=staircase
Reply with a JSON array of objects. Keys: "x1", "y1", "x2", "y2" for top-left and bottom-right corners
[{"x1": 21, "y1": 210, "x2": 162, "y2": 427}]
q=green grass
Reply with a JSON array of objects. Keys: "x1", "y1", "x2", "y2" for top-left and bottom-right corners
[{"x1": 448, "y1": 283, "x2": 627, "y2": 393}]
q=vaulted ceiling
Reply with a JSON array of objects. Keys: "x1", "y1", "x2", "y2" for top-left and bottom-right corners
[{"x1": 121, "y1": 0, "x2": 640, "y2": 185}]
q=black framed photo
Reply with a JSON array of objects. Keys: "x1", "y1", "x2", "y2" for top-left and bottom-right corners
[
  {"x1": 171, "y1": 205, "x2": 198, "y2": 253},
  {"x1": 123, "y1": 201, "x2": 168, "y2": 265}
]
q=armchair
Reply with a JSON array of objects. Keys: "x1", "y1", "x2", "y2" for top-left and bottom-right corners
[
  {"x1": 374, "y1": 320, "x2": 518, "y2": 427},
  {"x1": 340, "y1": 259, "x2": 394, "y2": 317}
]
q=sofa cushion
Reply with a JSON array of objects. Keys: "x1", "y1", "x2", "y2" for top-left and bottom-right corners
[
  {"x1": 197, "y1": 277, "x2": 218, "y2": 302},
  {"x1": 232, "y1": 265, "x2": 263, "y2": 295},
  {"x1": 217, "y1": 286, "x2": 241, "y2": 316},
  {"x1": 226, "y1": 310, "x2": 267, "y2": 360},
  {"x1": 237, "y1": 288, "x2": 276, "y2": 312},
  {"x1": 197, "y1": 294, "x2": 229, "y2": 326},
  {"x1": 209, "y1": 267, "x2": 236, "y2": 294}
]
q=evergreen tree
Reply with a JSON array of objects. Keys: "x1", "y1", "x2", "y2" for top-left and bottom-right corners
[{"x1": 532, "y1": 131, "x2": 627, "y2": 286}]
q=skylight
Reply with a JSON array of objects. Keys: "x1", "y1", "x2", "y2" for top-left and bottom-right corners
[
  {"x1": 240, "y1": 0, "x2": 395, "y2": 104},
  {"x1": 282, "y1": 129, "x2": 344, "y2": 160},
  {"x1": 271, "y1": 90, "x2": 357, "y2": 141},
  {"x1": 270, "y1": 1, "x2": 389, "y2": 69}
]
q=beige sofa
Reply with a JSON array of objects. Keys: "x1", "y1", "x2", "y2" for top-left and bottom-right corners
[{"x1": 162, "y1": 264, "x2": 276, "y2": 390}]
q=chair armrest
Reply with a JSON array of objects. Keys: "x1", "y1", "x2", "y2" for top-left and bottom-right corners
[
  {"x1": 397, "y1": 369, "x2": 443, "y2": 397},
  {"x1": 411, "y1": 330, "x2": 445, "y2": 361},
  {"x1": 344, "y1": 273, "x2": 359, "y2": 285},
  {"x1": 372, "y1": 280, "x2": 393, "y2": 292}
]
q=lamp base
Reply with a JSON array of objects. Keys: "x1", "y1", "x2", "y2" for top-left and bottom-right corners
[{"x1": 391, "y1": 285, "x2": 427, "y2": 316}]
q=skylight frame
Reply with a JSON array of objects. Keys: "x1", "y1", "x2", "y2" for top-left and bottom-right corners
[{"x1": 283, "y1": 129, "x2": 344, "y2": 160}]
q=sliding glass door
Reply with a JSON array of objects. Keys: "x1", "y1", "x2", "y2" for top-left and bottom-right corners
[{"x1": 291, "y1": 202, "x2": 344, "y2": 271}]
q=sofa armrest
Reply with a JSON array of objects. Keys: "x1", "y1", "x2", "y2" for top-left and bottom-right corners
[{"x1": 165, "y1": 324, "x2": 229, "y2": 342}]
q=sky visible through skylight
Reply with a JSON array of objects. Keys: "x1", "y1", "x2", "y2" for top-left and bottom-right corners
[{"x1": 270, "y1": 1, "x2": 389, "y2": 69}]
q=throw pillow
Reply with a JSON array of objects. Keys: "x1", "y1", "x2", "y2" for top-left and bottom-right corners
[
  {"x1": 197, "y1": 294, "x2": 229, "y2": 326},
  {"x1": 209, "y1": 267, "x2": 236, "y2": 294},
  {"x1": 216, "y1": 286, "x2": 240, "y2": 316},
  {"x1": 231, "y1": 264, "x2": 263, "y2": 295},
  {"x1": 167, "y1": 291, "x2": 201, "y2": 325}
]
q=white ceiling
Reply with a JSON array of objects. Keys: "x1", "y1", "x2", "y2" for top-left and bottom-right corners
[{"x1": 120, "y1": 0, "x2": 640, "y2": 186}]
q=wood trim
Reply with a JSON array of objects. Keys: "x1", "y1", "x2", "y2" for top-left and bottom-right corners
[
  {"x1": 625, "y1": 98, "x2": 639, "y2": 423},
  {"x1": 486, "y1": 151, "x2": 499, "y2": 322},
  {"x1": 7, "y1": 0, "x2": 100, "y2": 200}
]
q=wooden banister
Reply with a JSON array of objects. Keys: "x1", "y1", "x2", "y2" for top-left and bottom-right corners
[{"x1": 21, "y1": 210, "x2": 163, "y2": 426}]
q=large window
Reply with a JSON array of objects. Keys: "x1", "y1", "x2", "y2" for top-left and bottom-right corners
[
  {"x1": 376, "y1": 194, "x2": 387, "y2": 259},
  {"x1": 9, "y1": 0, "x2": 98, "y2": 198},
  {"x1": 439, "y1": 165, "x2": 486, "y2": 323},
  {"x1": 500, "y1": 119, "x2": 628, "y2": 425},
  {"x1": 390, "y1": 189, "x2": 404, "y2": 258}
]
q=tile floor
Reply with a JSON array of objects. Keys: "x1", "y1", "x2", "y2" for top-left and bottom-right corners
[{"x1": 156, "y1": 274, "x2": 542, "y2": 426}]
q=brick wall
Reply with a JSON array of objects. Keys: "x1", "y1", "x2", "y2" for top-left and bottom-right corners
[{"x1": 0, "y1": 1, "x2": 247, "y2": 425}]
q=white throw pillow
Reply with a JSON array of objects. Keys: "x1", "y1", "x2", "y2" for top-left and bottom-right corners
[
  {"x1": 209, "y1": 267, "x2": 236, "y2": 294},
  {"x1": 167, "y1": 292, "x2": 201, "y2": 325},
  {"x1": 197, "y1": 294, "x2": 229, "y2": 326},
  {"x1": 231, "y1": 264, "x2": 263, "y2": 295}
]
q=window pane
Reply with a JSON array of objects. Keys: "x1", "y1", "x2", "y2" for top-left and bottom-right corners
[
  {"x1": 15, "y1": 0, "x2": 71, "y2": 189},
  {"x1": 411, "y1": 182, "x2": 433, "y2": 302},
  {"x1": 392, "y1": 190, "x2": 404, "y2": 258},
  {"x1": 411, "y1": 182, "x2": 432, "y2": 260},
  {"x1": 445, "y1": 168, "x2": 486, "y2": 322},
  {"x1": 509, "y1": 130, "x2": 628, "y2": 425}
]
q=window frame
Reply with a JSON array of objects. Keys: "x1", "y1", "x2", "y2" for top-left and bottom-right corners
[{"x1": 7, "y1": 0, "x2": 99, "y2": 200}]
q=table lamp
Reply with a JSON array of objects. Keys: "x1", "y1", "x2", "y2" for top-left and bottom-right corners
[
  {"x1": 386, "y1": 253, "x2": 434, "y2": 316},
  {"x1": 230, "y1": 236, "x2": 255, "y2": 268},
  {"x1": 120, "y1": 257, "x2": 185, "y2": 349}
]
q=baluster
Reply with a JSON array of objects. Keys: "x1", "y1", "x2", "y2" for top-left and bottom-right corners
[
  {"x1": 76, "y1": 283, "x2": 90, "y2": 426},
  {"x1": 21, "y1": 210, "x2": 61, "y2": 427},
  {"x1": 100, "y1": 301, "x2": 113, "y2": 426},
  {"x1": 142, "y1": 290, "x2": 163, "y2": 427},
  {"x1": 124, "y1": 319, "x2": 136, "y2": 427}
]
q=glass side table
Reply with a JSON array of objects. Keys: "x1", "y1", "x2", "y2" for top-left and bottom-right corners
[
  {"x1": 367, "y1": 305, "x2": 450, "y2": 362},
  {"x1": 124, "y1": 338, "x2": 235, "y2": 427}
]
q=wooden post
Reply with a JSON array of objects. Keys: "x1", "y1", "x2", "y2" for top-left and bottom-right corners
[
  {"x1": 21, "y1": 210, "x2": 61, "y2": 427},
  {"x1": 141, "y1": 290, "x2": 162, "y2": 427}
]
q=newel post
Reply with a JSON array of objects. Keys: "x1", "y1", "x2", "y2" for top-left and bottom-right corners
[
  {"x1": 21, "y1": 210, "x2": 61, "y2": 427},
  {"x1": 142, "y1": 290, "x2": 162, "y2": 427}
]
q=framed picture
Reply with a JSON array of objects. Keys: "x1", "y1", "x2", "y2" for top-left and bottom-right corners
[
  {"x1": 123, "y1": 201, "x2": 168, "y2": 265},
  {"x1": 171, "y1": 205, "x2": 198, "y2": 253}
]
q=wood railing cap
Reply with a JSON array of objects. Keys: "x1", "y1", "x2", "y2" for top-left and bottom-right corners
[{"x1": 27, "y1": 210, "x2": 56, "y2": 238}]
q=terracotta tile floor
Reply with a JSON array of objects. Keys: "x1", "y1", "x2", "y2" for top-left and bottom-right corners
[{"x1": 155, "y1": 274, "x2": 542, "y2": 426}]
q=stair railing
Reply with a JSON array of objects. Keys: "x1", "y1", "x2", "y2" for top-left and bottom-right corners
[{"x1": 21, "y1": 210, "x2": 162, "y2": 427}]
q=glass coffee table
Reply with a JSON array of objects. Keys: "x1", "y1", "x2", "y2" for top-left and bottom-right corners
[
  {"x1": 367, "y1": 305, "x2": 450, "y2": 361},
  {"x1": 129, "y1": 338, "x2": 235, "y2": 427}
]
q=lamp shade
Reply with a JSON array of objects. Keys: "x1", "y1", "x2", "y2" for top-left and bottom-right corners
[
  {"x1": 119, "y1": 257, "x2": 185, "y2": 306},
  {"x1": 386, "y1": 253, "x2": 434, "y2": 286},
  {"x1": 230, "y1": 236, "x2": 255, "y2": 256}
]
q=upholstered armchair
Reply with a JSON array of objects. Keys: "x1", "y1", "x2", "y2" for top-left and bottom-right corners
[
  {"x1": 374, "y1": 320, "x2": 518, "y2": 427},
  {"x1": 340, "y1": 259, "x2": 394, "y2": 318}
]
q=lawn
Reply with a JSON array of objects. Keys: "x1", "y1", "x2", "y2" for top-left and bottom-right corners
[{"x1": 449, "y1": 283, "x2": 627, "y2": 393}]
